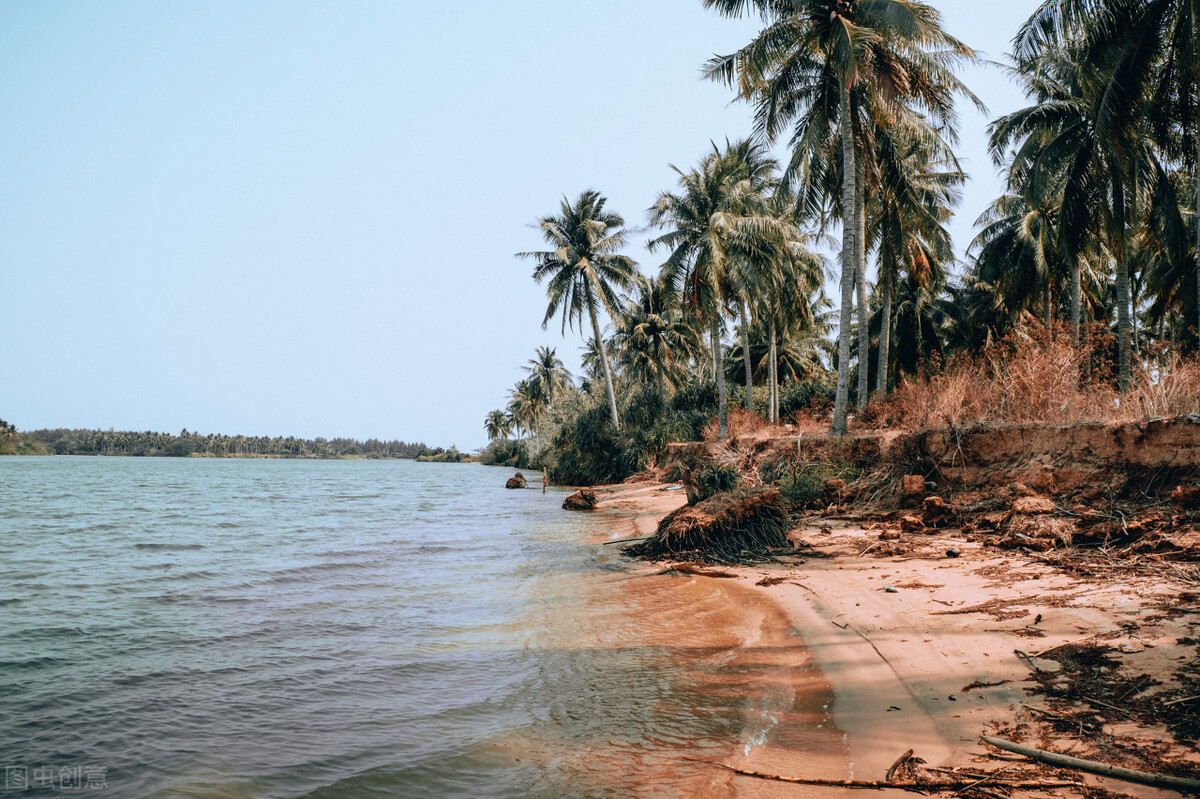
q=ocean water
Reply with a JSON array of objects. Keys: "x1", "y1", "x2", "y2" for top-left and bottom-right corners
[{"x1": 0, "y1": 457, "x2": 844, "y2": 798}]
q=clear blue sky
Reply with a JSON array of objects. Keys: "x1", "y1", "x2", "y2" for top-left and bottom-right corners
[{"x1": 1, "y1": 0, "x2": 1040, "y2": 450}]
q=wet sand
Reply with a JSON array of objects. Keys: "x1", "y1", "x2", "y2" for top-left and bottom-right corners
[
  {"x1": 590, "y1": 482, "x2": 1199, "y2": 798},
  {"x1": 579, "y1": 482, "x2": 855, "y2": 797}
]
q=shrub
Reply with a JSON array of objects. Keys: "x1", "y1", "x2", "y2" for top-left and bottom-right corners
[
  {"x1": 697, "y1": 464, "x2": 740, "y2": 496},
  {"x1": 770, "y1": 460, "x2": 857, "y2": 506},
  {"x1": 479, "y1": 438, "x2": 536, "y2": 469}
]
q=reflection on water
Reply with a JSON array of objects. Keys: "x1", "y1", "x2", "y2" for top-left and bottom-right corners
[{"x1": 0, "y1": 458, "x2": 847, "y2": 798}]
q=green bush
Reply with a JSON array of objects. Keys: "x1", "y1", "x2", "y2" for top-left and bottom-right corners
[
  {"x1": 479, "y1": 438, "x2": 537, "y2": 469},
  {"x1": 777, "y1": 378, "x2": 836, "y2": 422},
  {"x1": 771, "y1": 460, "x2": 857, "y2": 505},
  {"x1": 548, "y1": 386, "x2": 723, "y2": 486},
  {"x1": 698, "y1": 464, "x2": 740, "y2": 496}
]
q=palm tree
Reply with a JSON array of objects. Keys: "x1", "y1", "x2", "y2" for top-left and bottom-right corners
[
  {"x1": 648, "y1": 144, "x2": 739, "y2": 439},
  {"x1": 870, "y1": 120, "x2": 962, "y2": 396},
  {"x1": 650, "y1": 138, "x2": 793, "y2": 437},
  {"x1": 752, "y1": 184, "x2": 827, "y2": 421},
  {"x1": 1016, "y1": 0, "x2": 1200, "y2": 346},
  {"x1": 612, "y1": 273, "x2": 701, "y2": 397},
  {"x1": 518, "y1": 190, "x2": 636, "y2": 430},
  {"x1": 484, "y1": 409, "x2": 512, "y2": 442},
  {"x1": 703, "y1": 0, "x2": 979, "y2": 433},
  {"x1": 524, "y1": 346, "x2": 571, "y2": 409},
  {"x1": 507, "y1": 378, "x2": 545, "y2": 442},
  {"x1": 989, "y1": 41, "x2": 1157, "y2": 389}
]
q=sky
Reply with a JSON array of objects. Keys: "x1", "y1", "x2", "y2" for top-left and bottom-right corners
[{"x1": 1, "y1": 0, "x2": 1042, "y2": 451}]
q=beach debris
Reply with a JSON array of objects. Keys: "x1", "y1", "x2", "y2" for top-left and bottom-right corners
[
  {"x1": 946, "y1": 546, "x2": 961, "y2": 558},
  {"x1": 962, "y1": 679, "x2": 1012, "y2": 692},
  {"x1": 707, "y1": 761, "x2": 1080, "y2": 790},
  {"x1": 822, "y1": 477, "x2": 851, "y2": 505},
  {"x1": 755, "y1": 574, "x2": 788, "y2": 586},
  {"x1": 505, "y1": 472, "x2": 527, "y2": 489},
  {"x1": 980, "y1": 735, "x2": 1200, "y2": 793},
  {"x1": 900, "y1": 474, "x2": 926, "y2": 507},
  {"x1": 1012, "y1": 496, "x2": 1057, "y2": 514},
  {"x1": 899, "y1": 514, "x2": 925, "y2": 534},
  {"x1": 883, "y1": 585, "x2": 899, "y2": 593},
  {"x1": 922, "y1": 495, "x2": 957, "y2": 527},
  {"x1": 1171, "y1": 483, "x2": 1200, "y2": 508},
  {"x1": 562, "y1": 488, "x2": 597, "y2": 511},
  {"x1": 623, "y1": 486, "x2": 788, "y2": 564},
  {"x1": 884, "y1": 749, "x2": 918, "y2": 782}
]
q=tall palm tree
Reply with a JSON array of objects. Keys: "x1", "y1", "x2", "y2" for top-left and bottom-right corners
[
  {"x1": 990, "y1": 41, "x2": 1157, "y2": 389},
  {"x1": 752, "y1": 184, "x2": 827, "y2": 421},
  {"x1": 649, "y1": 140, "x2": 761, "y2": 438},
  {"x1": 703, "y1": 0, "x2": 979, "y2": 433},
  {"x1": 870, "y1": 121, "x2": 962, "y2": 396},
  {"x1": 1016, "y1": 0, "x2": 1200, "y2": 345},
  {"x1": 518, "y1": 190, "x2": 636, "y2": 430}
]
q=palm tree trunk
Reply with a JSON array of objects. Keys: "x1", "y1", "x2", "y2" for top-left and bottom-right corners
[
  {"x1": 655, "y1": 345, "x2": 666, "y2": 399},
  {"x1": 741, "y1": 299, "x2": 754, "y2": 429},
  {"x1": 712, "y1": 320, "x2": 727, "y2": 439},
  {"x1": 855, "y1": 159, "x2": 869, "y2": 411},
  {"x1": 1043, "y1": 281, "x2": 1052, "y2": 328},
  {"x1": 588, "y1": 302, "x2": 621, "y2": 429},
  {"x1": 875, "y1": 236, "x2": 893, "y2": 397},
  {"x1": 1196, "y1": 116, "x2": 1200, "y2": 344},
  {"x1": 832, "y1": 78, "x2": 856, "y2": 436},
  {"x1": 1116, "y1": 255, "x2": 1131, "y2": 392},
  {"x1": 769, "y1": 318, "x2": 778, "y2": 423},
  {"x1": 1071, "y1": 256, "x2": 1081, "y2": 344},
  {"x1": 1113, "y1": 179, "x2": 1131, "y2": 392}
]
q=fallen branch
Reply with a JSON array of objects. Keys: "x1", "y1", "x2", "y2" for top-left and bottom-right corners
[
  {"x1": 884, "y1": 749, "x2": 913, "y2": 782},
  {"x1": 980, "y1": 735, "x2": 1200, "y2": 792},
  {"x1": 1163, "y1": 694, "x2": 1200, "y2": 708},
  {"x1": 703, "y1": 762, "x2": 1079, "y2": 791}
]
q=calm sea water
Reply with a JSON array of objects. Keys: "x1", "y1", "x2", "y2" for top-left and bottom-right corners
[{"x1": 0, "y1": 457, "x2": 843, "y2": 798}]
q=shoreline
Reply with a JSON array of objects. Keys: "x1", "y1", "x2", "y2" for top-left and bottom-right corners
[{"x1": 589, "y1": 480, "x2": 1199, "y2": 798}]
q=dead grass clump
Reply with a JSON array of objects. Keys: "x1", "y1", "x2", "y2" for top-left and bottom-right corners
[
  {"x1": 1130, "y1": 354, "x2": 1200, "y2": 419},
  {"x1": 701, "y1": 407, "x2": 761, "y2": 441},
  {"x1": 624, "y1": 485, "x2": 788, "y2": 564},
  {"x1": 864, "y1": 325, "x2": 1200, "y2": 430}
]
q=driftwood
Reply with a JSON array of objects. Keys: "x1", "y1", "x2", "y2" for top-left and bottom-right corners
[
  {"x1": 711, "y1": 763, "x2": 1079, "y2": 791},
  {"x1": 884, "y1": 749, "x2": 914, "y2": 782},
  {"x1": 980, "y1": 735, "x2": 1200, "y2": 793}
]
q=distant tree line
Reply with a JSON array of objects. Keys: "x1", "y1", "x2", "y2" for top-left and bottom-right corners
[{"x1": 27, "y1": 427, "x2": 446, "y2": 459}]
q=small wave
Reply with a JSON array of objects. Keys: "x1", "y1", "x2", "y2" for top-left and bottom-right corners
[
  {"x1": 264, "y1": 561, "x2": 373, "y2": 584},
  {"x1": 134, "y1": 543, "x2": 205, "y2": 551},
  {"x1": 0, "y1": 598, "x2": 22, "y2": 606},
  {"x1": 0, "y1": 655, "x2": 66, "y2": 671}
]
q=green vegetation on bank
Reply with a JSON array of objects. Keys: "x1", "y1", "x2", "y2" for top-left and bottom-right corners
[
  {"x1": 3, "y1": 424, "x2": 455, "y2": 460},
  {"x1": 482, "y1": 0, "x2": 1200, "y2": 487},
  {"x1": 0, "y1": 419, "x2": 51, "y2": 455}
]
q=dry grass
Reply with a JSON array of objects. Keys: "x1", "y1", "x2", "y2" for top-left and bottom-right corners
[{"x1": 861, "y1": 327, "x2": 1200, "y2": 431}]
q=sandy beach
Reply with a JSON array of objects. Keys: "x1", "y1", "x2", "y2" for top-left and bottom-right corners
[{"x1": 589, "y1": 480, "x2": 1200, "y2": 798}]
